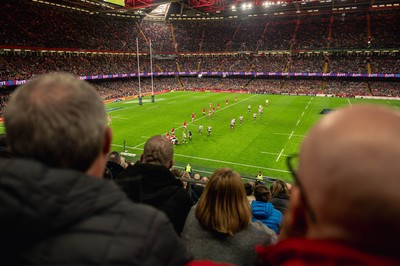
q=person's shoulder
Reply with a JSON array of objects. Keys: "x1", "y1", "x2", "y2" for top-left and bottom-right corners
[{"x1": 248, "y1": 221, "x2": 277, "y2": 242}]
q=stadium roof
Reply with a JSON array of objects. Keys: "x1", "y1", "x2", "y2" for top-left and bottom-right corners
[{"x1": 31, "y1": 0, "x2": 400, "y2": 20}]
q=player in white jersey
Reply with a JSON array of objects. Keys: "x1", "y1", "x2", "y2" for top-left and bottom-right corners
[
  {"x1": 207, "y1": 126, "x2": 212, "y2": 136},
  {"x1": 199, "y1": 124, "x2": 203, "y2": 135},
  {"x1": 258, "y1": 105, "x2": 263, "y2": 116},
  {"x1": 265, "y1": 99, "x2": 269, "y2": 105},
  {"x1": 107, "y1": 114, "x2": 112, "y2": 125},
  {"x1": 239, "y1": 115, "x2": 244, "y2": 124},
  {"x1": 253, "y1": 112, "x2": 257, "y2": 121},
  {"x1": 230, "y1": 118, "x2": 236, "y2": 129},
  {"x1": 182, "y1": 132, "x2": 187, "y2": 144},
  {"x1": 247, "y1": 105, "x2": 251, "y2": 113}
]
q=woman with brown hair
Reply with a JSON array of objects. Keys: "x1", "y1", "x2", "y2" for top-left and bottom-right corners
[
  {"x1": 269, "y1": 180, "x2": 290, "y2": 214},
  {"x1": 182, "y1": 168, "x2": 277, "y2": 266}
]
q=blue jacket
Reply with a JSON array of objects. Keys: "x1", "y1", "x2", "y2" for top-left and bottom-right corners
[{"x1": 251, "y1": 201, "x2": 283, "y2": 234}]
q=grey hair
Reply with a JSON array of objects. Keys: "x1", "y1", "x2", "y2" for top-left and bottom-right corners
[
  {"x1": 142, "y1": 135, "x2": 174, "y2": 168},
  {"x1": 4, "y1": 72, "x2": 107, "y2": 171}
]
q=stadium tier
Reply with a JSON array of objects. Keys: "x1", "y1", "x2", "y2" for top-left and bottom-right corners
[{"x1": 0, "y1": 0, "x2": 399, "y2": 115}]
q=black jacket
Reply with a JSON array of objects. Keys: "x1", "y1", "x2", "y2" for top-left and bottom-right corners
[
  {"x1": 0, "y1": 159, "x2": 192, "y2": 265},
  {"x1": 117, "y1": 162, "x2": 195, "y2": 234},
  {"x1": 269, "y1": 192, "x2": 290, "y2": 214}
]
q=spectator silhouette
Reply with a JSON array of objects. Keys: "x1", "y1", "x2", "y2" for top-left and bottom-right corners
[
  {"x1": 117, "y1": 135, "x2": 194, "y2": 234},
  {"x1": 251, "y1": 185, "x2": 283, "y2": 234},
  {"x1": 258, "y1": 105, "x2": 400, "y2": 265},
  {"x1": 182, "y1": 168, "x2": 277, "y2": 266},
  {"x1": 0, "y1": 72, "x2": 191, "y2": 265},
  {"x1": 269, "y1": 180, "x2": 290, "y2": 214}
]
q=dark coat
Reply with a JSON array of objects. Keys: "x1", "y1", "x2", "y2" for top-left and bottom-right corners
[
  {"x1": 269, "y1": 192, "x2": 290, "y2": 214},
  {"x1": 0, "y1": 159, "x2": 192, "y2": 265},
  {"x1": 117, "y1": 162, "x2": 195, "y2": 234}
]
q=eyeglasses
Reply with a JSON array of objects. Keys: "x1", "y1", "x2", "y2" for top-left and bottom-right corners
[{"x1": 286, "y1": 154, "x2": 317, "y2": 223}]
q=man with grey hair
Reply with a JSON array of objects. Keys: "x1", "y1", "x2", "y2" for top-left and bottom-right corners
[
  {"x1": 257, "y1": 105, "x2": 400, "y2": 265},
  {"x1": 117, "y1": 135, "x2": 194, "y2": 234},
  {"x1": 0, "y1": 73, "x2": 191, "y2": 265}
]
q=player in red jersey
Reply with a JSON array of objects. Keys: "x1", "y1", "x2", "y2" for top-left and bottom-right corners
[
  {"x1": 202, "y1": 107, "x2": 206, "y2": 116},
  {"x1": 166, "y1": 132, "x2": 170, "y2": 140},
  {"x1": 208, "y1": 109, "x2": 212, "y2": 118},
  {"x1": 191, "y1": 113, "x2": 196, "y2": 122},
  {"x1": 217, "y1": 103, "x2": 220, "y2": 109},
  {"x1": 212, "y1": 107, "x2": 215, "y2": 114},
  {"x1": 171, "y1": 127, "x2": 175, "y2": 135},
  {"x1": 183, "y1": 121, "x2": 187, "y2": 130},
  {"x1": 225, "y1": 99, "x2": 229, "y2": 105}
]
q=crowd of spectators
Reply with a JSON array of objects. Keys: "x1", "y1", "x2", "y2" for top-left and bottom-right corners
[
  {"x1": 247, "y1": 79, "x2": 284, "y2": 94},
  {"x1": 370, "y1": 10, "x2": 400, "y2": 49},
  {"x1": 293, "y1": 16, "x2": 330, "y2": 50},
  {"x1": 92, "y1": 77, "x2": 180, "y2": 99},
  {"x1": 232, "y1": 19, "x2": 265, "y2": 51},
  {"x1": 370, "y1": 81, "x2": 400, "y2": 97},
  {"x1": 327, "y1": 55, "x2": 367, "y2": 74},
  {"x1": 330, "y1": 13, "x2": 369, "y2": 49},
  {"x1": 252, "y1": 56, "x2": 289, "y2": 72},
  {"x1": 2, "y1": 0, "x2": 399, "y2": 53},
  {"x1": 325, "y1": 80, "x2": 368, "y2": 97},
  {"x1": 259, "y1": 17, "x2": 297, "y2": 51},
  {"x1": 281, "y1": 79, "x2": 323, "y2": 95},
  {"x1": 288, "y1": 55, "x2": 325, "y2": 73},
  {"x1": 370, "y1": 55, "x2": 400, "y2": 74}
]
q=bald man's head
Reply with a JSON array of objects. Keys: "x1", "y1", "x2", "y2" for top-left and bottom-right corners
[{"x1": 293, "y1": 104, "x2": 400, "y2": 254}]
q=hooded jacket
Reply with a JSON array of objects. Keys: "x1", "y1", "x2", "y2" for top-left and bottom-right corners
[
  {"x1": 0, "y1": 159, "x2": 192, "y2": 265},
  {"x1": 117, "y1": 162, "x2": 194, "y2": 234},
  {"x1": 251, "y1": 201, "x2": 282, "y2": 234}
]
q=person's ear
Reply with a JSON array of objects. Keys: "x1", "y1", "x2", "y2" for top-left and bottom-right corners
[
  {"x1": 103, "y1": 127, "x2": 112, "y2": 156},
  {"x1": 279, "y1": 187, "x2": 309, "y2": 239},
  {"x1": 169, "y1": 159, "x2": 174, "y2": 169}
]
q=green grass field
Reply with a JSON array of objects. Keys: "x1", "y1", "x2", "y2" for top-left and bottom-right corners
[
  {"x1": 103, "y1": 92, "x2": 400, "y2": 182},
  {"x1": 1, "y1": 91, "x2": 399, "y2": 183}
]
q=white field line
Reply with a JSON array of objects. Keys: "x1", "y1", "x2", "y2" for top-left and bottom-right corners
[
  {"x1": 396, "y1": 106, "x2": 399, "y2": 110},
  {"x1": 274, "y1": 132, "x2": 306, "y2": 138},
  {"x1": 276, "y1": 149, "x2": 285, "y2": 162},
  {"x1": 112, "y1": 144, "x2": 290, "y2": 174},
  {"x1": 305, "y1": 106, "x2": 309, "y2": 109},
  {"x1": 174, "y1": 165, "x2": 213, "y2": 175},
  {"x1": 141, "y1": 136, "x2": 150, "y2": 139},
  {"x1": 347, "y1": 98, "x2": 352, "y2": 107},
  {"x1": 167, "y1": 101, "x2": 177, "y2": 104},
  {"x1": 146, "y1": 105, "x2": 158, "y2": 109},
  {"x1": 113, "y1": 116, "x2": 129, "y2": 120},
  {"x1": 301, "y1": 112, "x2": 305, "y2": 116},
  {"x1": 296, "y1": 119, "x2": 301, "y2": 126},
  {"x1": 260, "y1": 151, "x2": 290, "y2": 157},
  {"x1": 289, "y1": 131, "x2": 294, "y2": 139},
  {"x1": 107, "y1": 107, "x2": 128, "y2": 113}
]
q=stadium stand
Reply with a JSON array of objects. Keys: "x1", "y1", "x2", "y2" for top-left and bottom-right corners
[{"x1": 0, "y1": 0, "x2": 399, "y2": 115}]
